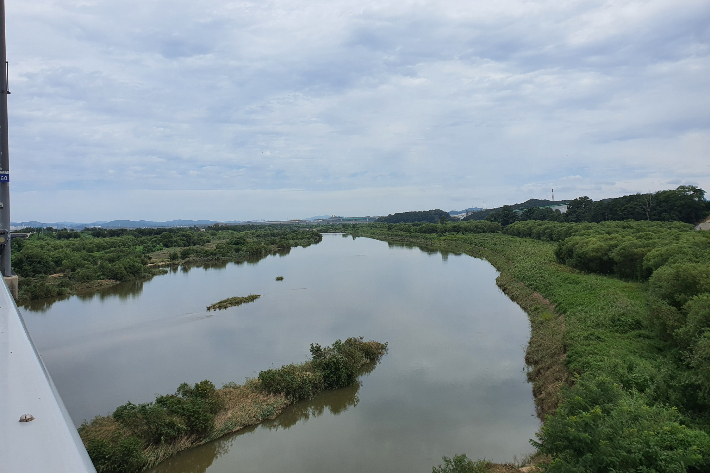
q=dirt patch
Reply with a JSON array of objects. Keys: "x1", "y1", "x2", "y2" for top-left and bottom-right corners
[{"x1": 532, "y1": 292, "x2": 555, "y2": 312}]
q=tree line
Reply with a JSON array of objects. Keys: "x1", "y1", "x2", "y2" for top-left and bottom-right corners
[
  {"x1": 481, "y1": 186, "x2": 709, "y2": 227},
  {"x1": 11, "y1": 226, "x2": 322, "y2": 302}
]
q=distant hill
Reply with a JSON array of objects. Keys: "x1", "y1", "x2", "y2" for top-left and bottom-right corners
[
  {"x1": 462, "y1": 199, "x2": 569, "y2": 221},
  {"x1": 376, "y1": 209, "x2": 451, "y2": 224},
  {"x1": 11, "y1": 219, "x2": 227, "y2": 230}
]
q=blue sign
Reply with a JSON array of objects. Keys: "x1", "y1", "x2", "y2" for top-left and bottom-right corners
[{"x1": 0, "y1": 172, "x2": 7, "y2": 183}]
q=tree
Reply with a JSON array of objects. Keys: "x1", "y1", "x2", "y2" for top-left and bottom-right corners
[
  {"x1": 565, "y1": 196, "x2": 594, "y2": 223},
  {"x1": 485, "y1": 205, "x2": 519, "y2": 227}
]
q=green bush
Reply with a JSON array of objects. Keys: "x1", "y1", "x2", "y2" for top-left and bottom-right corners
[
  {"x1": 432, "y1": 455, "x2": 488, "y2": 473},
  {"x1": 258, "y1": 364, "x2": 323, "y2": 401},
  {"x1": 649, "y1": 263, "x2": 710, "y2": 309},
  {"x1": 534, "y1": 376, "x2": 710, "y2": 473},
  {"x1": 72, "y1": 267, "x2": 98, "y2": 282},
  {"x1": 113, "y1": 402, "x2": 187, "y2": 444},
  {"x1": 259, "y1": 338, "x2": 387, "y2": 399},
  {"x1": 18, "y1": 278, "x2": 67, "y2": 300},
  {"x1": 155, "y1": 381, "x2": 222, "y2": 435},
  {"x1": 85, "y1": 434, "x2": 146, "y2": 473}
]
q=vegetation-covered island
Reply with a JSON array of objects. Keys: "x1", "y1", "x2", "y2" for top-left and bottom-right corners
[
  {"x1": 206, "y1": 294, "x2": 260, "y2": 311},
  {"x1": 11, "y1": 225, "x2": 321, "y2": 303},
  {"x1": 78, "y1": 337, "x2": 387, "y2": 472}
]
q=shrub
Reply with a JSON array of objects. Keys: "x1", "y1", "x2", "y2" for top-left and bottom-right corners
[
  {"x1": 432, "y1": 455, "x2": 489, "y2": 473},
  {"x1": 155, "y1": 381, "x2": 222, "y2": 435},
  {"x1": 259, "y1": 338, "x2": 387, "y2": 399},
  {"x1": 85, "y1": 434, "x2": 146, "y2": 473},
  {"x1": 258, "y1": 364, "x2": 323, "y2": 401},
  {"x1": 113, "y1": 402, "x2": 187, "y2": 444},
  {"x1": 534, "y1": 376, "x2": 710, "y2": 473},
  {"x1": 648, "y1": 263, "x2": 710, "y2": 309}
]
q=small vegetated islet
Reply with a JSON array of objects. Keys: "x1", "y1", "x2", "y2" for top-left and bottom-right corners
[
  {"x1": 79, "y1": 337, "x2": 387, "y2": 473},
  {"x1": 275, "y1": 276, "x2": 284, "y2": 281},
  {"x1": 206, "y1": 294, "x2": 260, "y2": 311}
]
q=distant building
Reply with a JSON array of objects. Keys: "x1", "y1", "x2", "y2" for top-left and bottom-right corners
[
  {"x1": 314, "y1": 216, "x2": 379, "y2": 224},
  {"x1": 549, "y1": 205, "x2": 568, "y2": 213}
]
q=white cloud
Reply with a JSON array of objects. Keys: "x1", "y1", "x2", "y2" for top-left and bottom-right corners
[{"x1": 6, "y1": 0, "x2": 710, "y2": 220}]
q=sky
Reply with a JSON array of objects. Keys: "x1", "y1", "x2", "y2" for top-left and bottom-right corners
[{"x1": 6, "y1": 0, "x2": 710, "y2": 222}]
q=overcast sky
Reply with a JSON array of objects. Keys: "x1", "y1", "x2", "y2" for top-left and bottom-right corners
[{"x1": 6, "y1": 0, "x2": 710, "y2": 222}]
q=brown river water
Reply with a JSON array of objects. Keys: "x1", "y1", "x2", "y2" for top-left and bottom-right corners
[{"x1": 21, "y1": 234, "x2": 538, "y2": 472}]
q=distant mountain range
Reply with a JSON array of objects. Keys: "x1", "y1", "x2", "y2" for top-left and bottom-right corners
[{"x1": 11, "y1": 219, "x2": 231, "y2": 230}]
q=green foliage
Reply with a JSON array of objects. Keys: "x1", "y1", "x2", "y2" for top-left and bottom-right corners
[
  {"x1": 206, "y1": 294, "x2": 260, "y2": 311},
  {"x1": 479, "y1": 186, "x2": 709, "y2": 227},
  {"x1": 84, "y1": 379, "x2": 225, "y2": 472},
  {"x1": 485, "y1": 205, "x2": 520, "y2": 227},
  {"x1": 563, "y1": 186, "x2": 709, "y2": 224},
  {"x1": 113, "y1": 402, "x2": 187, "y2": 444},
  {"x1": 259, "y1": 337, "x2": 388, "y2": 400},
  {"x1": 85, "y1": 434, "x2": 146, "y2": 473},
  {"x1": 432, "y1": 455, "x2": 489, "y2": 473},
  {"x1": 110, "y1": 380, "x2": 223, "y2": 448},
  {"x1": 17, "y1": 277, "x2": 69, "y2": 300},
  {"x1": 519, "y1": 206, "x2": 564, "y2": 222},
  {"x1": 154, "y1": 381, "x2": 222, "y2": 435},
  {"x1": 310, "y1": 338, "x2": 361, "y2": 389},
  {"x1": 535, "y1": 377, "x2": 710, "y2": 473},
  {"x1": 462, "y1": 198, "x2": 565, "y2": 222},
  {"x1": 376, "y1": 209, "x2": 452, "y2": 224},
  {"x1": 258, "y1": 364, "x2": 324, "y2": 401},
  {"x1": 649, "y1": 264, "x2": 710, "y2": 309},
  {"x1": 12, "y1": 226, "x2": 322, "y2": 301}
]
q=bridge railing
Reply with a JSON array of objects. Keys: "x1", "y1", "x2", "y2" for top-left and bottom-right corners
[{"x1": 0, "y1": 279, "x2": 96, "y2": 472}]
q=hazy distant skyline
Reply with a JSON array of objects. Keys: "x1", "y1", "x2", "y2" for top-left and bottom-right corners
[{"x1": 7, "y1": 0, "x2": 710, "y2": 221}]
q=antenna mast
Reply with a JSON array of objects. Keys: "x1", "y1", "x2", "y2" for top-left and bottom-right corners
[{"x1": 0, "y1": 0, "x2": 11, "y2": 278}]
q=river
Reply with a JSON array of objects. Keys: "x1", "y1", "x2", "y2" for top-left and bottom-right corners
[{"x1": 21, "y1": 234, "x2": 538, "y2": 472}]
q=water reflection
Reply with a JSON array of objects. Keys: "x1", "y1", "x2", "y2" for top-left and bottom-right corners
[
  {"x1": 21, "y1": 251, "x2": 286, "y2": 312},
  {"x1": 150, "y1": 382, "x2": 364, "y2": 473},
  {"x1": 386, "y1": 241, "x2": 462, "y2": 262},
  {"x1": 149, "y1": 435, "x2": 226, "y2": 473},
  {"x1": 267, "y1": 381, "x2": 361, "y2": 431},
  {"x1": 24, "y1": 279, "x2": 148, "y2": 313}
]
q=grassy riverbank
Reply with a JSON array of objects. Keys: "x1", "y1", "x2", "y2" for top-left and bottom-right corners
[
  {"x1": 79, "y1": 337, "x2": 387, "y2": 473},
  {"x1": 12, "y1": 225, "x2": 321, "y2": 303},
  {"x1": 342, "y1": 222, "x2": 710, "y2": 472}
]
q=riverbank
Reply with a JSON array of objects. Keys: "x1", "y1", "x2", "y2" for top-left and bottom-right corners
[
  {"x1": 350, "y1": 230, "x2": 568, "y2": 421},
  {"x1": 78, "y1": 338, "x2": 387, "y2": 473},
  {"x1": 345, "y1": 223, "x2": 710, "y2": 471},
  {"x1": 13, "y1": 226, "x2": 322, "y2": 303}
]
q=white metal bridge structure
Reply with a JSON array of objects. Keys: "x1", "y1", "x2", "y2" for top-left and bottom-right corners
[
  {"x1": 0, "y1": 0, "x2": 96, "y2": 470},
  {"x1": 0, "y1": 280, "x2": 97, "y2": 472}
]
